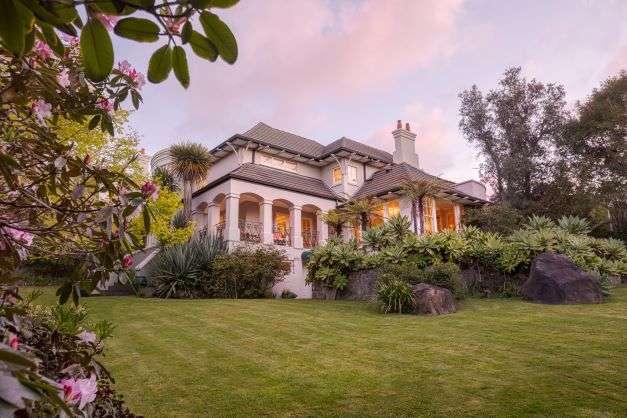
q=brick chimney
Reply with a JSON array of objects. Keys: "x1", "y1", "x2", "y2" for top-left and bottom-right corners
[{"x1": 392, "y1": 120, "x2": 419, "y2": 167}]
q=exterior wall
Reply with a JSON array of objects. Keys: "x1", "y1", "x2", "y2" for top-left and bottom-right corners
[
  {"x1": 255, "y1": 150, "x2": 322, "y2": 179},
  {"x1": 320, "y1": 158, "x2": 369, "y2": 199},
  {"x1": 455, "y1": 180, "x2": 487, "y2": 200}
]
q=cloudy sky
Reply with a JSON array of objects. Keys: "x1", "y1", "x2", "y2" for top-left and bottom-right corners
[{"x1": 117, "y1": 0, "x2": 627, "y2": 183}]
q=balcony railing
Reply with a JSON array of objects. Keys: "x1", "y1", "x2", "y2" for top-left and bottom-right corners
[
  {"x1": 273, "y1": 225, "x2": 291, "y2": 247},
  {"x1": 239, "y1": 220, "x2": 262, "y2": 243},
  {"x1": 302, "y1": 230, "x2": 318, "y2": 248}
]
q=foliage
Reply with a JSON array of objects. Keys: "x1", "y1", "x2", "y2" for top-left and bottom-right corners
[
  {"x1": 152, "y1": 166, "x2": 179, "y2": 193},
  {"x1": 0, "y1": 0, "x2": 239, "y2": 88},
  {"x1": 462, "y1": 202, "x2": 524, "y2": 234},
  {"x1": 0, "y1": 287, "x2": 136, "y2": 416},
  {"x1": 305, "y1": 238, "x2": 365, "y2": 290},
  {"x1": 342, "y1": 197, "x2": 383, "y2": 230},
  {"x1": 377, "y1": 261, "x2": 463, "y2": 299},
  {"x1": 383, "y1": 214, "x2": 412, "y2": 241},
  {"x1": 524, "y1": 215, "x2": 555, "y2": 231},
  {"x1": 557, "y1": 215, "x2": 591, "y2": 235},
  {"x1": 376, "y1": 279, "x2": 414, "y2": 314},
  {"x1": 281, "y1": 289, "x2": 297, "y2": 299},
  {"x1": 169, "y1": 141, "x2": 214, "y2": 217},
  {"x1": 322, "y1": 209, "x2": 345, "y2": 237},
  {"x1": 146, "y1": 233, "x2": 225, "y2": 298},
  {"x1": 362, "y1": 225, "x2": 391, "y2": 252},
  {"x1": 209, "y1": 246, "x2": 291, "y2": 299},
  {"x1": 399, "y1": 179, "x2": 440, "y2": 234}
]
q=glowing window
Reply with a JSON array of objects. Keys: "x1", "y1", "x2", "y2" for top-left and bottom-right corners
[
  {"x1": 423, "y1": 197, "x2": 434, "y2": 234},
  {"x1": 387, "y1": 200, "x2": 400, "y2": 218},
  {"x1": 347, "y1": 165, "x2": 358, "y2": 184},
  {"x1": 332, "y1": 167, "x2": 342, "y2": 185}
]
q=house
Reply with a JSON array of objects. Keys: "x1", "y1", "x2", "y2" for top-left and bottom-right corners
[{"x1": 151, "y1": 120, "x2": 488, "y2": 298}]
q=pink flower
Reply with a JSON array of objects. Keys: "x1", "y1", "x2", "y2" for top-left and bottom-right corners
[
  {"x1": 8, "y1": 333, "x2": 18, "y2": 350},
  {"x1": 96, "y1": 13, "x2": 118, "y2": 31},
  {"x1": 163, "y1": 16, "x2": 187, "y2": 35},
  {"x1": 3, "y1": 227, "x2": 34, "y2": 246},
  {"x1": 117, "y1": 60, "x2": 145, "y2": 90},
  {"x1": 59, "y1": 374, "x2": 98, "y2": 409},
  {"x1": 60, "y1": 378, "x2": 80, "y2": 405},
  {"x1": 118, "y1": 60, "x2": 132, "y2": 74},
  {"x1": 57, "y1": 69, "x2": 70, "y2": 88},
  {"x1": 34, "y1": 40, "x2": 54, "y2": 60},
  {"x1": 76, "y1": 330, "x2": 96, "y2": 344},
  {"x1": 31, "y1": 99, "x2": 52, "y2": 125},
  {"x1": 96, "y1": 98, "x2": 114, "y2": 113},
  {"x1": 122, "y1": 254, "x2": 133, "y2": 269},
  {"x1": 141, "y1": 181, "x2": 158, "y2": 200}
]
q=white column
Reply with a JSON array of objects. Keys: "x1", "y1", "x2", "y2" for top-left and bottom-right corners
[
  {"x1": 454, "y1": 203, "x2": 462, "y2": 231},
  {"x1": 225, "y1": 193, "x2": 240, "y2": 242},
  {"x1": 261, "y1": 200, "x2": 273, "y2": 245},
  {"x1": 431, "y1": 197, "x2": 438, "y2": 233},
  {"x1": 317, "y1": 211, "x2": 328, "y2": 245},
  {"x1": 383, "y1": 202, "x2": 389, "y2": 221},
  {"x1": 290, "y1": 205, "x2": 303, "y2": 249},
  {"x1": 207, "y1": 202, "x2": 219, "y2": 233},
  {"x1": 342, "y1": 221, "x2": 353, "y2": 241}
]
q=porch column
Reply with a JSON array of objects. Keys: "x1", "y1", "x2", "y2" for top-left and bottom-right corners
[
  {"x1": 290, "y1": 205, "x2": 303, "y2": 249},
  {"x1": 207, "y1": 202, "x2": 219, "y2": 233},
  {"x1": 261, "y1": 200, "x2": 273, "y2": 244},
  {"x1": 454, "y1": 203, "x2": 462, "y2": 231},
  {"x1": 342, "y1": 221, "x2": 353, "y2": 241},
  {"x1": 431, "y1": 197, "x2": 438, "y2": 233},
  {"x1": 224, "y1": 192, "x2": 240, "y2": 242},
  {"x1": 317, "y1": 210, "x2": 328, "y2": 245},
  {"x1": 383, "y1": 202, "x2": 389, "y2": 221}
]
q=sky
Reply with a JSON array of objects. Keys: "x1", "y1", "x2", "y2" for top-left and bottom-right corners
[{"x1": 116, "y1": 0, "x2": 627, "y2": 183}]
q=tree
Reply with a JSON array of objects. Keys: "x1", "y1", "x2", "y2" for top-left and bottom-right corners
[
  {"x1": 322, "y1": 209, "x2": 345, "y2": 237},
  {"x1": 342, "y1": 197, "x2": 383, "y2": 232},
  {"x1": 169, "y1": 142, "x2": 213, "y2": 218},
  {"x1": 459, "y1": 67, "x2": 568, "y2": 210},
  {"x1": 400, "y1": 179, "x2": 439, "y2": 234}
]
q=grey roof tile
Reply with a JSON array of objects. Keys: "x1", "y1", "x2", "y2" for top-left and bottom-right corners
[
  {"x1": 323, "y1": 137, "x2": 392, "y2": 163},
  {"x1": 242, "y1": 122, "x2": 325, "y2": 157}
]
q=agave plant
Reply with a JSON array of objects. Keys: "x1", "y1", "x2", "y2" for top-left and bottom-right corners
[
  {"x1": 557, "y1": 215, "x2": 591, "y2": 235},
  {"x1": 362, "y1": 225, "x2": 391, "y2": 252},
  {"x1": 171, "y1": 207, "x2": 191, "y2": 229},
  {"x1": 525, "y1": 215, "x2": 555, "y2": 231},
  {"x1": 383, "y1": 214, "x2": 412, "y2": 241}
]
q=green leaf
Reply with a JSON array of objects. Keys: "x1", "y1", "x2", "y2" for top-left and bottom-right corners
[
  {"x1": 131, "y1": 90, "x2": 142, "y2": 109},
  {"x1": 40, "y1": 21, "x2": 64, "y2": 57},
  {"x1": 143, "y1": 205, "x2": 151, "y2": 234},
  {"x1": 181, "y1": 21, "x2": 192, "y2": 44},
  {"x1": 0, "y1": 347, "x2": 35, "y2": 368},
  {"x1": 147, "y1": 44, "x2": 172, "y2": 83},
  {"x1": 93, "y1": 0, "x2": 136, "y2": 16},
  {"x1": 190, "y1": 0, "x2": 211, "y2": 9},
  {"x1": 100, "y1": 112, "x2": 114, "y2": 136},
  {"x1": 210, "y1": 0, "x2": 239, "y2": 8},
  {"x1": 19, "y1": 0, "x2": 77, "y2": 26},
  {"x1": 88, "y1": 114, "x2": 101, "y2": 130},
  {"x1": 0, "y1": 0, "x2": 26, "y2": 56},
  {"x1": 199, "y1": 11, "x2": 237, "y2": 64},
  {"x1": 114, "y1": 17, "x2": 159, "y2": 42},
  {"x1": 189, "y1": 30, "x2": 217, "y2": 61},
  {"x1": 80, "y1": 18, "x2": 114, "y2": 82},
  {"x1": 172, "y1": 46, "x2": 190, "y2": 88}
]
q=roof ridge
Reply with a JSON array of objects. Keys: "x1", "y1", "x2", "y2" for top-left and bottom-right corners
[{"x1": 251, "y1": 122, "x2": 325, "y2": 148}]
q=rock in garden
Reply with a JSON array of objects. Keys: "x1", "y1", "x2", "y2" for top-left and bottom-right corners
[
  {"x1": 521, "y1": 252, "x2": 603, "y2": 304},
  {"x1": 411, "y1": 283, "x2": 456, "y2": 315}
]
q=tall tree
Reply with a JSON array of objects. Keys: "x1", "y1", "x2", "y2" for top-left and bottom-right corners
[
  {"x1": 459, "y1": 67, "x2": 568, "y2": 210},
  {"x1": 342, "y1": 197, "x2": 383, "y2": 232},
  {"x1": 169, "y1": 142, "x2": 213, "y2": 218},
  {"x1": 400, "y1": 179, "x2": 439, "y2": 234}
]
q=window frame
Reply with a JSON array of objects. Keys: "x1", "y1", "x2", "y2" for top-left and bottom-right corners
[
  {"x1": 331, "y1": 167, "x2": 343, "y2": 185},
  {"x1": 346, "y1": 165, "x2": 358, "y2": 185}
]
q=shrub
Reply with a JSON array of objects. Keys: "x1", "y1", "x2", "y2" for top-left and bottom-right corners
[
  {"x1": 416, "y1": 262, "x2": 464, "y2": 298},
  {"x1": 525, "y1": 215, "x2": 556, "y2": 231},
  {"x1": 557, "y1": 215, "x2": 591, "y2": 235},
  {"x1": 383, "y1": 214, "x2": 412, "y2": 241},
  {"x1": 146, "y1": 233, "x2": 225, "y2": 298},
  {"x1": 463, "y1": 202, "x2": 525, "y2": 234},
  {"x1": 209, "y1": 246, "x2": 291, "y2": 298},
  {"x1": 1, "y1": 288, "x2": 136, "y2": 417},
  {"x1": 362, "y1": 225, "x2": 392, "y2": 252},
  {"x1": 306, "y1": 238, "x2": 366, "y2": 290},
  {"x1": 377, "y1": 279, "x2": 414, "y2": 314}
]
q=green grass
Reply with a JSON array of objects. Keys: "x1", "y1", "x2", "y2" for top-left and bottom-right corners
[{"x1": 30, "y1": 287, "x2": 627, "y2": 417}]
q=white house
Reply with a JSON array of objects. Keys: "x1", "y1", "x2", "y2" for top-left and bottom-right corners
[{"x1": 152, "y1": 120, "x2": 488, "y2": 298}]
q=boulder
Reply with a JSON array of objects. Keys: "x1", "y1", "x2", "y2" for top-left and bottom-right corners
[
  {"x1": 521, "y1": 253, "x2": 603, "y2": 304},
  {"x1": 411, "y1": 283, "x2": 456, "y2": 315}
]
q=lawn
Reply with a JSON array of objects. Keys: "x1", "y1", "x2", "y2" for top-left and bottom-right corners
[{"x1": 34, "y1": 287, "x2": 627, "y2": 417}]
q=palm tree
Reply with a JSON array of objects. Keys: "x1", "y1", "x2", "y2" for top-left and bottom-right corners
[
  {"x1": 399, "y1": 179, "x2": 440, "y2": 234},
  {"x1": 343, "y1": 197, "x2": 383, "y2": 232},
  {"x1": 169, "y1": 142, "x2": 213, "y2": 218},
  {"x1": 322, "y1": 209, "x2": 345, "y2": 237}
]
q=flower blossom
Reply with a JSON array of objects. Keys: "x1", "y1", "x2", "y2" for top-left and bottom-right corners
[
  {"x1": 76, "y1": 330, "x2": 97, "y2": 344},
  {"x1": 95, "y1": 13, "x2": 118, "y2": 31},
  {"x1": 31, "y1": 99, "x2": 52, "y2": 125},
  {"x1": 96, "y1": 98, "x2": 114, "y2": 113},
  {"x1": 60, "y1": 374, "x2": 98, "y2": 409},
  {"x1": 8, "y1": 333, "x2": 18, "y2": 350},
  {"x1": 122, "y1": 254, "x2": 134, "y2": 269},
  {"x1": 141, "y1": 181, "x2": 158, "y2": 200},
  {"x1": 117, "y1": 60, "x2": 146, "y2": 90},
  {"x1": 2, "y1": 226, "x2": 34, "y2": 246},
  {"x1": 163, "y1": 16, "x2": 187, "y2": 35},
  {"x1": 34, "y1": 40, "x2": 54, "y2": 60},
  {"x1": 57, "y1": 69, "x2": 71, "y2": 88}
]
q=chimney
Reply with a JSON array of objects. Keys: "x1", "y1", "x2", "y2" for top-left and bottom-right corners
[{"x1": 392, "y1": 119, "x2": 419, "y2": 167}]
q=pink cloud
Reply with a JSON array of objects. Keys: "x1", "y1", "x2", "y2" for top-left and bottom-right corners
[
  {"x1": 181, "y1": 0, "x2": 464, "y2": 137},
  {"x1": 603, "y1": 43, "x2": 627, "y2": 77}
]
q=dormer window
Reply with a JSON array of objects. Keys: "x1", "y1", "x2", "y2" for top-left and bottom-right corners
[
  {"x1": 260, "y1": 154, "x2": 297, "y2": 172},
  {"x1": 332, "y1": 167, "x2": 342, "y2": 185}
]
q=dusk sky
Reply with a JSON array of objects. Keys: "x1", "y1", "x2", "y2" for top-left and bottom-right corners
[{"x1": 118, "y1": 0, "x2": 627, "y2": 183}]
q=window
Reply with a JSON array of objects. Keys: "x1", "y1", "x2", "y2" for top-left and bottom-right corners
[
  {"x1": 259, "y1": 154, "x2": 297, "y2": 172},
  {"x1": 387, "y1": 199, "x2": 400, "y2": 218},
  {"x1": 347, "y1": 165, "x2": 358, "y2": 184},
  {"x1": 423, "y1": 197, "x2": 434, "y2": 234},
  {"x1": 332, "y1": 167, "x2": 342, "y2": 185}
]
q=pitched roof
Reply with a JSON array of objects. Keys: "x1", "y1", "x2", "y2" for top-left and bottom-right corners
[
  {"x1": 242, "y1": 122, "x2": 325, "y2": 158},
  {"x1": 323, "y1": 137, "x2": 392, "y2": 163},
  {"x1": 349, "y1": 163, "x2": 494, "y2": 206},
  {"x1": 193, "y1": 163, "x2": 341, "y2": 201}
]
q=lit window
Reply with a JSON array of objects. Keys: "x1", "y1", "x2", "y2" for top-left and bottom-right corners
[
  {"x1": 387, "y1": 200, "x2": 400, "y2": 218},
  {"x1": 332, "y1": 167, "x2": 342, "y2": 185},
  {"x1": 423, "y1": 197, "x2": 434, "y2": 234},
  {"x1": 347, "y1": 165, "x2": 357, "y2": 184}
]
